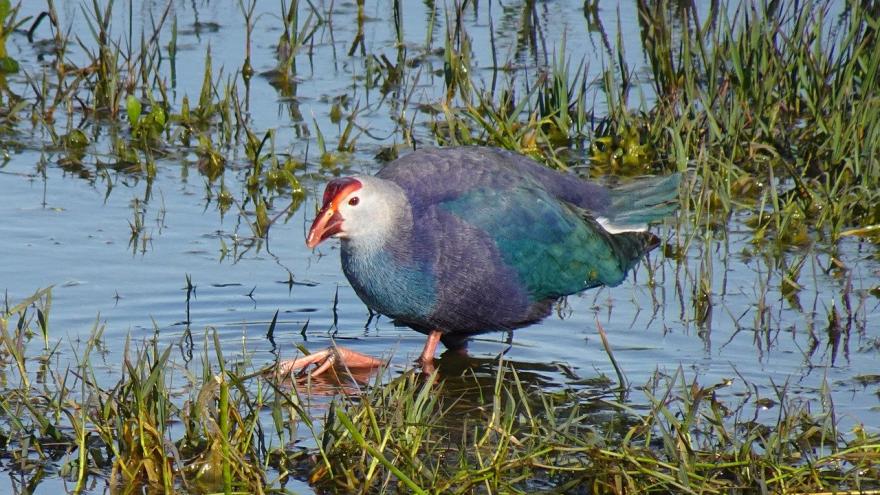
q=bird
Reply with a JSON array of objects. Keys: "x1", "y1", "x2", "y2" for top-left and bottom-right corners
[{"x1": 280, "y1": 146, "x2": 680, "y2": 376}]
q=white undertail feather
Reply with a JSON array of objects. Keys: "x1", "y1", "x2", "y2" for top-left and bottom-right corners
[{"x1": 595, "y1": 216, "x2": 648, "y2": 234}]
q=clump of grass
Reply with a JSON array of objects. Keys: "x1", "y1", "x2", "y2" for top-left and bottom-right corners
[
  {"x1": 20, "y1": 0, "x2": 311, "y2": 238},
  {"x1": 3, "y1": 289, "x2": 879, "y2": 493},
  {"x1": 431, "y1": 0, "x2": 880, "y2": 247},
  {"x1": 635, "y1": 0, "x2": 880, "y2": 243},
  {"x1": 0, "y1": 290, "x2": 286, "y2": 492},
  {"x1": 305, "y1": 361, "x2": 880, "y2": 494}
]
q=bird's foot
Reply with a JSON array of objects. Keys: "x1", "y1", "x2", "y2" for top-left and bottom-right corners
[
  {"x1": 277, "y1": 346, "x2": 385, "y2": 378},
  {"x1": 417, "y1": 355, "x2": 437, "y2": 375}
]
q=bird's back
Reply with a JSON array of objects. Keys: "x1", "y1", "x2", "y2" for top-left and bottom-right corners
[{"x1": 377, "y1": 147, "x2": 614, "y2": 215}]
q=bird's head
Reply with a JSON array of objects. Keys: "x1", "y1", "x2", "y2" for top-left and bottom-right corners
[{"x1": 306, "y1": 176, "x2": 407, "y2": 249}]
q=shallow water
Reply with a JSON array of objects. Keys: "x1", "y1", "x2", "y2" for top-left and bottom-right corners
[{"x1": 1, "y1": 0, "x2": 878, "y2": 492}]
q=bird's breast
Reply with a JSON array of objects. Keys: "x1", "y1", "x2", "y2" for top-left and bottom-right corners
[{"x1": 340, "y1": 244, "x2": 436, "y2": 324}]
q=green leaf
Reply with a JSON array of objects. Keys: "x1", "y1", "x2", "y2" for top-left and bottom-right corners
[
  {"x1": 63, "y1": 129, "x2": 89, "y2": 149},
  {"x1": 126, "y1": 95, "x2": 142, "y2": 126},
  {"x1": 0, "y1": 56, "x2": 19, "y2": 74},
  {"x1": 0, "y1": 0, "x2": 10, "y2": 22},
  {"x1": 153, "y1": 107, "x2": 166, "y2": 128}
]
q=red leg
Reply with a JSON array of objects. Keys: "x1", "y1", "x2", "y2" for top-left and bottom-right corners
[
  {"x1": 417, "y1": 330, "x2": 443, "y2": 373},
  {"x1": 277, "y1": 346, "x2": 384, "y2": 378}
]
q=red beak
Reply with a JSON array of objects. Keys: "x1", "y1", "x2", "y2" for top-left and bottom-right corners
[
  {"x1": 306, "y1": 177, "x2": 363, "y2": 248},
  {"x1": 306, "y1": 204, "x2": 343, "y2": 248}
]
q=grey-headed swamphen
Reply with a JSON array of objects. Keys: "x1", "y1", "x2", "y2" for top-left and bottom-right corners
[{"x1": 281, "y1": 146, "x2": 680, "y2": 376}]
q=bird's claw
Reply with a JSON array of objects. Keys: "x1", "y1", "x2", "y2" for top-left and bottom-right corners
[{"x1": 277, "y1": 346, "x2": 385, "y2": 378}]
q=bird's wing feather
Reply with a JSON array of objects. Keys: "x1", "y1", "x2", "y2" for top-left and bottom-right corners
[{"x1": 438, "y1": 185, "x2": 651, "y2": 301}]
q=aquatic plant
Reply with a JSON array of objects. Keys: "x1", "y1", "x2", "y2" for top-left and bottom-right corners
[
  {"x1": 0, "y1": 0, "x2": 878, "y2": 493},
  {"x1": 1, "y1": 289, "x2": 878, "y2": 493}
]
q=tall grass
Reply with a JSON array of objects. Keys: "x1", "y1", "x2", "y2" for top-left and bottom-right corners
[
  {"x1": 22, "y1": 0, "x2": 879, "y2": 244},
  {"x1": 432, "y1": 0, "x2": 880, "y2": 246}
]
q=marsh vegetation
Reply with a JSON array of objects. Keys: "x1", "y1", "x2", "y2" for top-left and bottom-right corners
[{"x1": 0, "y1": 0, "x2": 878, "y2": 493}]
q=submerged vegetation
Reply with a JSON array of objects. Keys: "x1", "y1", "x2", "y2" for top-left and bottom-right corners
[{"x1": 0, "y1": 0, "x2": 878, "y2": 493}]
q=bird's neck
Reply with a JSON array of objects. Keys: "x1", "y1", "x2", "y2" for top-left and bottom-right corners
[
  {"x1": 341, "y1": 220, "x2": 412, "y2": 260},
  {"x1": 340, "y1": 217, "x2": 432, "y2": 322},
  {"x1": 337, "y1": 177, "x2": 430, "y2": 319}
]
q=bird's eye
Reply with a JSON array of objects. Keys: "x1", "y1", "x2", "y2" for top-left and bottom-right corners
[{"x1": 348, "y1": 196, "x2": 360, "y2": 206}]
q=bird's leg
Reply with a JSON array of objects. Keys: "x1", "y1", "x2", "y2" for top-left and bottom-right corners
[
  {"x1": 277, "y1": 346, "x2": 385, "y2": 378},
  {"x1": 417, "y1": 330, "x2": 443, "y2": 374}
]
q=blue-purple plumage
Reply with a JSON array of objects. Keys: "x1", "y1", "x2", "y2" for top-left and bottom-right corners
[
  {"x1": 333, "y1": 146, "x2": 679, "y2": 346},
  {"x1": 376, "y1": 147, "x2": 614, "y2": 215}
]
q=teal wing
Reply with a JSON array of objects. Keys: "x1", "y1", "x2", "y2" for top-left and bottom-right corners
[{"x1": 440, "y1": 186, "x2": 655, "y2": 301}]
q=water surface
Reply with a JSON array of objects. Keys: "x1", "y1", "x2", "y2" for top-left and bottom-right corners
[{"x1": 1, "y1": 0, "x2": 878, "y2": 492}]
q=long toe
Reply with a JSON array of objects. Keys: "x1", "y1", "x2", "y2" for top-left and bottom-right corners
[
  {"x1": 276, "y1": 346, "x2": 384, "y2": 378},
  {"x1": 276, "y1": 349, "x2": 335, "y2": 377},
  {"x1": 332, "y1": 346, "x2": 386, "y2": 369}
]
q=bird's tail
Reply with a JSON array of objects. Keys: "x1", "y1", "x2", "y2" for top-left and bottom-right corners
[
  {"x1": 599, "y1": 174, "x2": 681, "y2": 233},
  {"x1": 608, "y1": 230, "x2": 661, "y2": 274}
]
